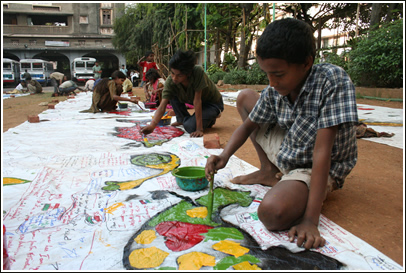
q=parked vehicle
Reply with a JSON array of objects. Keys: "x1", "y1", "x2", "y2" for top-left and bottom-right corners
[
  {"x1": 20, "y1": 59, "x2": 55, "y2": 86},
  {"x1": 3, "y1": 58, "x2": 20, "y2": 86},
  {"x1": 71, "y1": 57, "x2": 96, "y2": 83}
]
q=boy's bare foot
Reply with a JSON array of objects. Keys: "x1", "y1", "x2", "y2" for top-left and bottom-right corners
[
  {"x1": 231, "y1": 169, "x2": 281, "y2": 187},
  {"x1": 171, "y1": 121, "x2": 183, "y2": 126}
]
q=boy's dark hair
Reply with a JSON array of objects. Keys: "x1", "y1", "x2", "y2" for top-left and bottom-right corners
[
  {"x1": 256, "y1": 18, "x2": 316, "y2": 64},
  {"x1": 145, "y1": 51, "x2": 154, "y2": 58},
  {"x1": 111, "y1": 70, "x2": 127, "y2": 79},
  {"x1": 145, "y1": 68, "x2": 161, "y2": 82},
  {"x1": 169, "y1": 50, "x2": 196, "y2": 75}
]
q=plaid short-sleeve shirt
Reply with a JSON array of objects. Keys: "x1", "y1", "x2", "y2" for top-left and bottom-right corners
[{"x1": 249, "y1": 63, "x2": 358, "y2": 187}]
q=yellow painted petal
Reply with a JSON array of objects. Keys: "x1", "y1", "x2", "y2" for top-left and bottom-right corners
[
  {"x1": 186, "y1": 207, "x2": 208, "y2": 218},
  {"x1": 212, "y1": 240, "x2": 249, "y2": 258},
  {"x1": 233, "y1": 261, "x2": 261, "y2": 270},
  {"x1": 177, "y1": 251, "x2": 216, "y2": 270},
  {"x1": 129, "y1": 247, "x2": 169, "y2": 269},
  {"x1": 135, "y1": 230, "x2": 157, "y2": 244}
]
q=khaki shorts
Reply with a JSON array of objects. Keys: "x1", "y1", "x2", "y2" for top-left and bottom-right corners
[{"x1": 255, "y1": 123, "x2": 337, "y2": 197}]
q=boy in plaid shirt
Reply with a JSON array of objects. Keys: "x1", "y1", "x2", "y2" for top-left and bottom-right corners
[{"x1": 206, "y1": 18, "x2": 358, "y2": 250}]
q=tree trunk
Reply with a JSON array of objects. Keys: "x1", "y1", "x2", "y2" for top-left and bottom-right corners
[
  {"x1": 215, "y1": 29, "x2": 221, "y2": 66},
  {"x1": 370, "y1": 3, "x2": 382, "y2": 31},
  {"x1": 237, "y1": 7, "x2": 246, "y2": 68},
  {"x1": 317, "y1": 17, "x2": 322, "y2": 50},
  {"x1": 224, "y1": 5, "x2": 232, "y2": 54},
  {"x1": 237, "y1": 4, "x2": 253, "y2": 68},
  {"x1": 385, "y1": 3, "x2": 398, "y2": 22}
]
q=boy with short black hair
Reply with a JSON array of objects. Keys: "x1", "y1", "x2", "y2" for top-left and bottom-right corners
[
  {"x1": 205, "y1": 18, "x2": 358, "y2": 249},
  {"x1": 141, "y1": 50, "x2": 224, "y2": 138}
]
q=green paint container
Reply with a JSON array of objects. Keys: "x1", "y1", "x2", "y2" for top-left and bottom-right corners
[
  {"x1": 171, "y1": 166, "x2": 208, "y2": 191},
  {"x1": 118, "y1": 102, "x2": 128, "y2": 109}
]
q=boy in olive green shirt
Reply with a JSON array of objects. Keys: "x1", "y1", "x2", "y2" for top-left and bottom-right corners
[{"x1": 141, "y1": 50, "x2": 224, "y2": 137}]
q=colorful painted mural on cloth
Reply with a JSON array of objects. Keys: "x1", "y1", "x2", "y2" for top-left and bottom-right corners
[
  {"x1": 102, "y1": 153, "x2": 180, "y2": 191},
  {"x1": 122, "y1": 188, "x2": 342, "y2": 270},
  {"x1": 114, "y1": 119, "x2": 184, "y2": 147},
  {"x1": 3, "y1": 92, "x2": 402, "y2": 271}
]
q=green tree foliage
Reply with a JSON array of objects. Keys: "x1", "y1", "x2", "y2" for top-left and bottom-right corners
[
  {"x1": 112, "y1": 3, "x2": 402, "y2": 87},
  {"x1": 348, "y1": 19, "x2": 403, "y2": 88}
]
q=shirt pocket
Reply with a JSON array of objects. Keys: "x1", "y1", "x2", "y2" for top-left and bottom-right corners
[{"x1": 286, "y1": 115, "x2": 317, "y2": 147}]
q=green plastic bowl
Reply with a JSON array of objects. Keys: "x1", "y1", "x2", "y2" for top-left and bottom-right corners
[
  {"x1": 171, "y1": 166, "x2": 208, "y2": 191},
  {"x1": 118, "y1": 102, "x2": 128, "y2": 109}
]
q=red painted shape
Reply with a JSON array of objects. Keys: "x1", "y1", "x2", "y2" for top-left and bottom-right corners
[
  {"x1": 108, "y1": 110, "x2": 132, "y2": 116},
  {"x1": 115, "y1": 123, "x2": 184, "y2": 143},
  {"x1": 357, "y1": 107, "x2": 375, "y2": 110},
  {"x1": 155, "y1": 221, "x2": 213, "y2": 252}
]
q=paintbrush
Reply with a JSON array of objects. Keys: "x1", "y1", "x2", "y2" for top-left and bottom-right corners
[
  {"x1": 207, "y1": 172, "x2": 215, "y2": 221},
  {"x1": 142, "y1": 133, "x2": 149, "y2": 144}
]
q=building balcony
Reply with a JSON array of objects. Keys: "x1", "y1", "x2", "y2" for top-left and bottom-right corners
[{"x1": 3, "y1": 25, "x2": 74, "y2": 36}]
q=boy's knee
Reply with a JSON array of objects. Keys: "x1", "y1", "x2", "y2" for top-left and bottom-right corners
[
  {"x1": 182, "y1": 120, "x2": 195, "y2": 134},
  {"x1": 236, "y1": 89, "x2": 256, "y2": 102},
  {"x1": 257, "y1": 200, "x2": 288, "y2": 231},
  {"x1": 236, "y1": 89, "x2": 259, "y2": 110}
]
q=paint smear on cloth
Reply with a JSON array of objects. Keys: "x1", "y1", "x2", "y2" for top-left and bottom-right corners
[
  {"x1": 212, "y1": 240, "x2": 250, "y2": 257},
  {"x1": 155, "y1": 221, "x2": 213, "y2": 251},
  {"x1": 135, "y1": 230, "x2": 157, "y2": 244},
  {"x1": 3, "y1": 177, "x2": 31, "y2": 186},
  {"x1": 128, "y1": 246, "x2": 169, "y2": 269},
  {"x1": 233, "y1": 261, "x2": 261, "y2": 270},
  {"x1": 203, "y1": 227, "x2": 244, "y2": 242},
  {"x1": 214, "y1": 255, "x2": 261, "y2": 270},
  {"x1": 186, "y1": 207, "x2": 208, "y2": 218},
  {"x1": 177, "y1": 251, "x2": 216, "y2": 270}
]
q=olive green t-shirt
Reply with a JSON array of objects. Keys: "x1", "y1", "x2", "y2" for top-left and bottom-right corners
[{"x1": 162, "y1": 66, "x2": 221, "y2": 104}]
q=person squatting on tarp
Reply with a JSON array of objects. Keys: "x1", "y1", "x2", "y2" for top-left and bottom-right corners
[
  {"x1": 141, "y1": 50, "x2": 224, "y2": 138},
  {"x1": 80, "y1": 70, "x2": 140, "y2": 113},
  {"x1": 205, "y1": 18, "x2": 358, "y2": 250}
]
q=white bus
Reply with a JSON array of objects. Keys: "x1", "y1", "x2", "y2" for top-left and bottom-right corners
[
  {"x1": 3, "y1": 58, "x2": 21, "y2": 86},
  {"x1": 71, "y1": 57, "x2": 96, "y2": 83},
  {"x1": 20, "y1": 59, "x2": 55, "y2": 86}
]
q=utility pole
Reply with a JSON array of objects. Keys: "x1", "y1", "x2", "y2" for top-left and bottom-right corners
[{"x1": 355, "y1": 3, "x2": 360, "y2": 37}]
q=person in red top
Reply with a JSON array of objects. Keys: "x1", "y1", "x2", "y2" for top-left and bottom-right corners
[{"x1": 137, "y1": 51, "x2": 158, "y2": 87}]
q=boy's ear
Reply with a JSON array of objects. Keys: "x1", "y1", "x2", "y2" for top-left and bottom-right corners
[{"x1": 304, "y1": 56, "x2": 314, "y2": 71}]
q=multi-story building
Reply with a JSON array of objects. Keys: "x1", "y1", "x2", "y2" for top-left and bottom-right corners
[{"x1": 3, "y1": 2, "x2": 126, "y2": 81}]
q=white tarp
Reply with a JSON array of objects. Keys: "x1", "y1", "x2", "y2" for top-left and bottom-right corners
[{"x1": 2, "y1": 92, "x2": 403, "y2": 270}]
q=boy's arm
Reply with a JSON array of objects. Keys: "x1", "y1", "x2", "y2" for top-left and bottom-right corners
[
  {"x1": 137, "y1": 56, "x2": 145, "y2": 65},
  {"x1": 205, "y1": 118, "x2": 259, "y2": 177},
  {"x1": 288, "y1": 125, "x2": 338, "y2": 249},
  {"x1": 190, "y1": 90, "x2": 204, "y2": 137}
]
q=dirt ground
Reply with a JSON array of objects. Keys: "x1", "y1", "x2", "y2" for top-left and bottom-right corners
[{"x1": 2, "y1": 85, "x2": 404, "y2": 267}]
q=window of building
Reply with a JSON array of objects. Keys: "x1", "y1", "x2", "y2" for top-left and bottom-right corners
[
  {"x1": 100, "y1": 28, "x2": 114, "y2": 35},
  {"x1": 102, "y1": 10, "x2": 112, "y2": 25},
  {"x1": 12, "y1": 40, "x2": 19, "y2": 46},
  {"x1": 80, "y1": 16, "x2": 88, "y2": 24},
  {"x1": 78, "y1": 40, "x2": 86, "y2": 46},
  {"x1": 4, "y1": 14, "x2": 17, "y2": 25},
  {"x1": 322, "y1": 38, "x2": 330, "y2": 48},
  {"x1": 30, "y1": 15, "x2": 68, "y2": 26}
]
